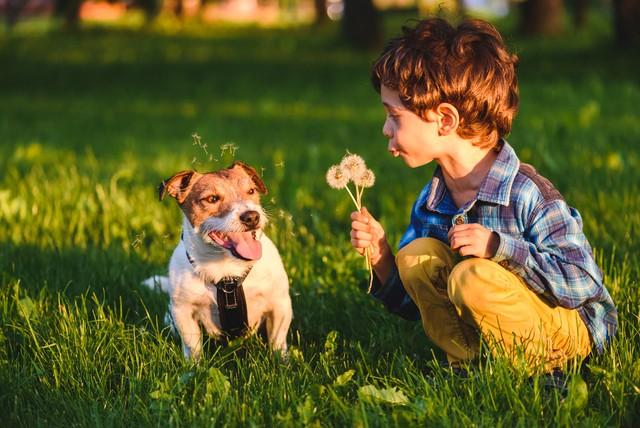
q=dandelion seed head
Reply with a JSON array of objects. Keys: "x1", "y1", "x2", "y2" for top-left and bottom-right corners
[
  {"x1": 340, "y1": 154, "x2": 366, "y2": 182},
  {"x1": 326, "y1": 165, "x2": 350, "y2": 189},
  {"x1": 357, "y1": 169, "x2": 376, "y2": 188}
]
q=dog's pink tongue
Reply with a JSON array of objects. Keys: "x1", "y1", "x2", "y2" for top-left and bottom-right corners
[{"x1": 228, "y1": 232, "x2": 262, "y2": 260}]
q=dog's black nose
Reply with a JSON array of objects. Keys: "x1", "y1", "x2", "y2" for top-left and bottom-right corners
[{"x1": 240, "y1": 210, "x2": 260, "y2": 228}]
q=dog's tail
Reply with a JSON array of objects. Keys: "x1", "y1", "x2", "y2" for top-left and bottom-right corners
[{"x1": 142, "y1": 275, "x2": 171, "y2": 293}]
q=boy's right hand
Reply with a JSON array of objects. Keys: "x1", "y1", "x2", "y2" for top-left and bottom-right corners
[{"x1": 350, "y1": 207, "x2": 390, "y2": 266}]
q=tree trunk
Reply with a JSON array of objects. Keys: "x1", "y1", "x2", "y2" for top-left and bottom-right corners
[
  {"x1": 174, "y1": 0, "x2": 184, "y2": 18},
  {"x1": 342, "y1": 0, "x2": 381, "y2": 49},
  {"x1": 613, "y1": 0, "x2": 640, "y2": 47},
  {"x1": 519, "y1": 0, "x2": 565, "y2": 36},
  {"x1": 313, "y1": 0, "x2": 327, "y2": 25},
  {"x1": 54, "y1": 0, "x2": 83, "y2": 29},
  {"x1": 5, "y1": 0, "x2": 29, "y2": 29},
  {"x1": 572, "y1": 0, "x2": 588, "y2": 29},
  {"x1": 455, "y1": 0, "x2": 466, "y2": 18}
]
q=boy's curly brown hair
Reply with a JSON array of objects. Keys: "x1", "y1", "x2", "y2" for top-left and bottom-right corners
[{"x1": 371, "y1": 18, "x2": 519, "y2": 149}]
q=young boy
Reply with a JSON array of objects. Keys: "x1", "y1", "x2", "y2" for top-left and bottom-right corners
[{"x1": 350, "y1": 18, "x2": 617, "y2": 373}]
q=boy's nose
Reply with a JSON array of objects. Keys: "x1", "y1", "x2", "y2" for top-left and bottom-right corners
[{"x1": 382, "y1": 120, "x2": 392, "y2": 138}]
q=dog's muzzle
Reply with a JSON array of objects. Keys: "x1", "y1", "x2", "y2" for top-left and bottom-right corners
[{"x1": 208, "y1": 229, "x2": 262, "y2": 261}]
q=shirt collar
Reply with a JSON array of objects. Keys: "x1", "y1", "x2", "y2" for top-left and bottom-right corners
[
  {"x1": 423, "y1": 139, "x2": 520, "y2": 210},
  {"x1": 476, "y1": 140, "x2": 520, "y2": 206}
]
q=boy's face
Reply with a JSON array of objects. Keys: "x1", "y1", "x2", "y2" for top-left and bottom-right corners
[{"x1": 380, "y1": 85, "x2": 441, "y2": 168}]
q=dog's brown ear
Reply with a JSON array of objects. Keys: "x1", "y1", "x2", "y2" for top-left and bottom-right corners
[
  {"x1": 159, "y1": 170, "x2": 199, "y2": 203},
  {"x1": 231, "y1": 161, "x2": 268, "y2": 195}
]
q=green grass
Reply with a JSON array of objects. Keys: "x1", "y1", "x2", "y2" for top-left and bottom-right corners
[{"x1": 1, "y1": 14, "x2": 639, "y2": 427}]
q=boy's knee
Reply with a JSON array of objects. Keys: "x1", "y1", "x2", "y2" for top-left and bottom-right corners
[
  {"x1": 448, "y1": 258, "x2": 504, "y2": 312},
  {"x1": 396, "y1": 238, "x2": 454, "y2": 278},
  {"x1": 396, "y1": 238, "x2": 455, "y2": 294}
]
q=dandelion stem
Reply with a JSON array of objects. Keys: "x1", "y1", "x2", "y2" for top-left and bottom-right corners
[
  {"x1": 365, "y1": 247, "x2": 374, "y2": 293},
  {"x1": 357, "y1": 185, "x2": 365, "y2": 206},
  {"x1": 344, "y1": 185, "x2": 360, "y2": 209}
]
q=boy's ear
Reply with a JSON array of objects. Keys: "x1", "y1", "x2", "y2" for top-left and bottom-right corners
[
  {"x1": 159, "y1": 170, "x2": 200, "y2": 203},
  {"x1": 231, "y1": 161, "x2": 268, "y2": 195},
  {"x1": 435, "y1": 103, "x2": 460, "y2": 136}
]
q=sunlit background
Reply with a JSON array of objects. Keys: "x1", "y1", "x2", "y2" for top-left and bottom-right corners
[{"x1": 1, "y1": 0, "x2": 639, "y2": 425}]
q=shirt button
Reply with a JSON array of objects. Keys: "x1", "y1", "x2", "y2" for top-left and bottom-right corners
[{"x1": 454, "y1": 216, "x2": 465, "y2": 225}]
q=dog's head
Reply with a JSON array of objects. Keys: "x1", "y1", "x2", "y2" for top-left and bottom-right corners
[{"x1": 159, "y1": 161, "x2": 268, "y2": 261}]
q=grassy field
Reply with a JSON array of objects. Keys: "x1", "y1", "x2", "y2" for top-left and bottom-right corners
[{"x1": 1, "y1": 13, "x2": 639, "y2": 426}]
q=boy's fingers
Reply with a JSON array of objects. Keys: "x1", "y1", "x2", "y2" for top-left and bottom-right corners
[
  {"x1": 450, "y1": 234, "x2": 471, "y2": 249},
  {"x1": 351, "y1": 229, "x2": 372, "y2": 241},
  {"x1": 351, "y1": 220, "x2": 370, "y2": 231},
  {"x1": 361, "y1": 207, "x2": 375, "y2": 224},
  {"x1": 448, "y1": 229, "x2": 465, "y2": 241},
  {"x1": 351, "y1": 211, "x2": 366, "y2": 221},
  {"x1": 351, "y1": 237, "x2": 371, "y2": 250},
  {"x1": 458, "y1": 245, "x2": 473, "y2": 256},
  {"x1": 450, "y1": 223, "x2": 479, "y2": 234}
]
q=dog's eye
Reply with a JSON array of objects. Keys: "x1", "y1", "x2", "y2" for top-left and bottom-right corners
[
  {"x1": 204, "y1": 195, "x2": 220, "y2": 204},
  {"x1": 247, "y1": 188, "x2": 256, "y2": 195}
]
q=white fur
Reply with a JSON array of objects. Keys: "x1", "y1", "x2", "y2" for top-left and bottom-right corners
[{"x1": 146, "y1": 214, "x2": 292, "y2": 361}]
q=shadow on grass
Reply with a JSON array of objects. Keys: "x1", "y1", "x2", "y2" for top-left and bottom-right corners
[
  {"x1": 0, "y1": 240, "x2": 437, "y2": 366},
  {"x1": 0, "y1": 241, "x2": 167, "y2": 323}
]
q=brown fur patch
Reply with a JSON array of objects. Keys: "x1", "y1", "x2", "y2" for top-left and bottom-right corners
[{"x1": 160, "y1": 163, "x2": 265, "y2": 229}]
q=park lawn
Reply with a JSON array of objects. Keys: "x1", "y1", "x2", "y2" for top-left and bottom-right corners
[{"x1": 1, "y1": 14, "x2": 639, "y2": 426}]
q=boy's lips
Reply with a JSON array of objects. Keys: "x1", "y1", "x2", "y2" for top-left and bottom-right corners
[{"x1": 208, "y1": 230, "x2": 262, "y2": 261}]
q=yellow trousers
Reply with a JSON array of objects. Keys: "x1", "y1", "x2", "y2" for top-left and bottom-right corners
[{"x1": 396, "y1": 238, "x2": 591, "y2": 372}]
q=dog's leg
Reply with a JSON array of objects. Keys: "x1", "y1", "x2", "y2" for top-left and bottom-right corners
[
  {"x1": 266, "y1": 299, "x2": 293, "y2": 353},
  {"x1": 171, "y1": 305, "x2": 203, "y2": 360}
]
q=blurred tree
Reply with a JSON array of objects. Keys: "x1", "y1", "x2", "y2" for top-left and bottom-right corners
[
  {"x1": 613, "y1": 0, "x2": 640, "y2": 46},
  {"x1": 454, "y1": 0, "x2": 466, "y2": 17},
  {"x1": 54, "y1": 0, "x2": 83, "y2": 28},
  {"x1": 519, "y1": 0, "x2": 565, "y2": 35},
  {"x1": 173, "y1": 0, "x2": 184, "y2": 18},
  {"x1": 342, "y1": 0, "x2": 381, "y2": 49},
  {"x1": 570, "y1": 0, "x2": 588, "y2": 29},
  {"x1": 313, "y1": 0, "x2": 328, "y2": 25},
  {"x1": 5, "y1": 0, "x2": 28, "y2": 29},
  {"x1": 135, "y1": 0, "x2": 163, "y2": 21}
]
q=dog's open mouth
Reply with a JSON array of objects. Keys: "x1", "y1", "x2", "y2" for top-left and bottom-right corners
[{"x1": 208, "y1": 230, "x2": 262, "y2": 261}]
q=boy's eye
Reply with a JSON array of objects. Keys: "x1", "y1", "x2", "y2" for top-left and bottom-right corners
[{"x1": 204, "y1": 195, "x2": 220, "y2": 204}]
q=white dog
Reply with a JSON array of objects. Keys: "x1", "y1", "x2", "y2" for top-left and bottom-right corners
[{"x1": 144, "y1": 161, "x2": 292, "y2": 360}]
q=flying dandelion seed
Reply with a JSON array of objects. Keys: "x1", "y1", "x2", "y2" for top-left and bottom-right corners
[
  {"x1": 220, "y1": 143, "x2": 239, "y2": 157},
  {"x1": 131, "y1": 231, "x2": 146, "y2": 248}
]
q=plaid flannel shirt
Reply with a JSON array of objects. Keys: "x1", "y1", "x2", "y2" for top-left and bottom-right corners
[{"x1": 371, "y1": 140, "x2": 617, "y2": 353}]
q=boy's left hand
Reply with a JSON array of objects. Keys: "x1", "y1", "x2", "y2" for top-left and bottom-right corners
[{"x1": 448, "y1": 223, "x2": 500, "y2": 259}]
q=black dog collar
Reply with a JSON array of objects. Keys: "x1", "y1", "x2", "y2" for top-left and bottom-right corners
[{"x1": 184, "y1": 248, "x2": 251, "y2": 340}]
